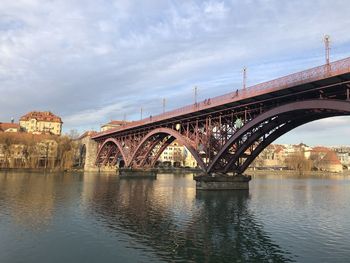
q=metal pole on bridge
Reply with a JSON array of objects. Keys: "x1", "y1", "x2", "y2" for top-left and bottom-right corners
[
  {"x1": 123, "y1": 113, "x2": 126, "y2": 125},
  {"x1": 324, "y1": 35, "x2": 330, "y2": 65},
  {"x1": 140, "y1": 107, "x2": 143, "y2": 120},
  {"x1": 243, "y1": 67, "x2": 247, "y2": 90},
  {"x1": 194, "y1": 86, "x2": 198, "y2": 105},
  {"x1": 162, "y1": 98, "x2": 166, "y2": 113}
]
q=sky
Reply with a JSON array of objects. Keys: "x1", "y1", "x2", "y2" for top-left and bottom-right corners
[{"x1": 0, "y1": 0, "x2": 349, "y2": 146}]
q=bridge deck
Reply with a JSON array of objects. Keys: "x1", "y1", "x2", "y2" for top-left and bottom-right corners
[{"x1": 93, "y1": 57, "x2": 350, "y2": 140}]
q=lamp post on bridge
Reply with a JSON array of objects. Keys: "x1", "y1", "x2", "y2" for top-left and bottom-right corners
[
  {"x1": 243, "y1": 67, "x2": 247, "y2": 90},
  {"x1": 123, "y1": 113, "x2": 127, "y2": 126},
  {"x1": 324, "y1": 34, "x2": 330, "y2": 65}
]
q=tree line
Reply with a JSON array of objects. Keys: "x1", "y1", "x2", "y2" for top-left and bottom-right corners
[{"x1": 0, "y1": 132, "x2": 79, "y2": 170}]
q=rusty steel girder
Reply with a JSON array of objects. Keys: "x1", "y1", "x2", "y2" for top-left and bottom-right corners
[
  {"x1": 93, "y1": 57, "x2": 350, "y2": 174},
  {"x1": 94, "y1": 99, "x2": 350, "y2": 174}
]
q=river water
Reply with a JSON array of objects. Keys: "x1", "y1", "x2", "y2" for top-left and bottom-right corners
[{"x1": 0, "y1": 171, "x2": 349, "y2": 263}]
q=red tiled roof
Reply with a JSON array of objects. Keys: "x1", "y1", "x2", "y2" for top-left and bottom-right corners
[
  {"x1": 312, "y1": 146, "x2": 330, "y2": 153},
  {"x1": 20, "y1": 111, "x2": 62, "y2": 123},
  {"x1": 322, "y1": 151, "x2": 342, "y2": 165},
  {"x1": 0, "y1": 122, "x2": 20, "y2": 132},
  {"x1": 274, "y1": 145, "x2": 285, "y2": 153}
]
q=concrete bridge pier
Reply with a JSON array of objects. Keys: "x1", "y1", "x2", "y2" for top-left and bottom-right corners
[
  {"x1": 78, "y1": 132, "x2": 116, "y2": 172},
  {"x1": 194, "y1": 174, "x2": 251, "y2": 190},
  {"x1": 78, "y1": 132, "x2": 101, "y2": 172},
  {"x1": 81, "y1": 134, "x2": 99, "y2": 172},
  {"x1": 119, "y1": 168, "x2": 157, "y2": 178}
]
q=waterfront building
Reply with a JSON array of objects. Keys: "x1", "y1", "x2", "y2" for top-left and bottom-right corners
[
  {"x1": 336, "y1": 152, "x2": 350, "y2": 169},
  {"x1": 19, "y1": 111, "x2": 62, "y2": 136},
  {"x1": 0, "y1": 122, "x2": 21, "y2": 133},
  {"x1": 318, "y1": 150, "x2": 343, "y2": 173},
  {"x1": 158, "y1": 141, "x2": 197, "y2": 168},
  {"x1": 251, "y1": 144, "x2": 287, "y2": 169},
  {"x1": 310, "y1": 146, "x2": 343, "y2": 173},
  {"x1": 332, "y1": 146, "x2": 350, "y2": 169},
  {"x1": 183, "y1": 147, "x2": 198, "y2": 168},
  {"x1": 294, "y1": 143, "x2": 313, "y2": 159},
  {"x1": 251, "y1": 143, "x2": 345, "y2": 172},
  {"x1": 158, "y1": 141, "x2": 183, "y2": 166}
]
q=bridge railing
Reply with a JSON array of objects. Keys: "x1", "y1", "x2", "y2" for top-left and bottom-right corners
[{"x1": 93, "y1": 57, "x2": 350, "y2": 138}]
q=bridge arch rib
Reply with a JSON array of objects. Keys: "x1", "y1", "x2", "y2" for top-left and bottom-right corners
[
  {"x1": 208, "y1": 99, "x2": 350, "y2": 174},
  {"x1": 96, "y1": 138, "x2": 127, "y2": 167},
  {"x1": 127, "y1": 128, "x2": 206, "y2": 170}
]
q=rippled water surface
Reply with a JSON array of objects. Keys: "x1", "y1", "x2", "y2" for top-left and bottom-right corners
[{"x1": 0, "y1": 171, "x2": 350, "y2": 263}]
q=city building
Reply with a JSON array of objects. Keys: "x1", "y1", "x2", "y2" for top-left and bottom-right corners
[
  {"x1": 252, "y1": 144, "x2": 287, "y2": 169},
  {"x1": 158, "y1": 141, "x2": 197, "y2": 168},
  {"x1": 19, "y1": 111, "x2": 62, "y2": 135},
  {"x1": 331, "y1": 146, "x2": 350, "y2": 170},
  {"x1": 0, "y1": 122, "x2": 21, "y2": 133},
  {"x1": 252, "y1": 143, "x2": 345, "y2": 173},
  {"x1": 100, "y1": 120, "x2": 129, "y2": 132},
  {"x1": 317, "y1": 150, "x2": 343, "y2": 173}
]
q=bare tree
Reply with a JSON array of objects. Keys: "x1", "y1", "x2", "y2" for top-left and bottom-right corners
[{"x1": 285, "y1": 152, "x2": 313, "y2": 174}]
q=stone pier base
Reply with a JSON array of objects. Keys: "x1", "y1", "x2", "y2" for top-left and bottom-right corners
[
  {"x1": 194, "y1": 174, "x2": 251, "y2": 190},
  {"x1": 119, "y1": 168, "x2": 157, "y2": 178}
]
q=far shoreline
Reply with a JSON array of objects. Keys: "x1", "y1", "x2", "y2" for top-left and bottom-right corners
[{"x1": 0, "y1": 167, "x2": 349, "y2": 177}]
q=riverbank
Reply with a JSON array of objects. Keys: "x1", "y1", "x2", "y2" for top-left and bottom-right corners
[
  {"x1": 115, "y1": 167, "x2": 203, "y2": 174},
  {"x1": 2, "y1": 167, "x2": 349, "y2": 177},
  {"x1": 0, "y1": 167, "x2": 68, "y2": 173},
  {"x1": 0, "y1": 166, "x2": 203, "y2": 174},
  {"x1": 247, "y1": 169, "x2": 350, "y2": 177}
]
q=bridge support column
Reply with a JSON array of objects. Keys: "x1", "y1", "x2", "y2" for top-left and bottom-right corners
[
  {"x1": 79, "y1": 134, "x2": 99, "y2": 172},
  {"x1": 194, "y1": 174, "x2": 251, "y2": 190},
  {"x1": 119, "y1": 168, "x2": 157, "y2": 178}
]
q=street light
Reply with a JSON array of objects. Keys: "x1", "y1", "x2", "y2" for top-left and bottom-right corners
[{"x1": 242, "y1": 67, "x2": 247, "y2": 90}]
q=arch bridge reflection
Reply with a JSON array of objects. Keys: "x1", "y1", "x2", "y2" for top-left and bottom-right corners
[{"x1": 83, "y1": 173, "x2": 294, "y2": 262}]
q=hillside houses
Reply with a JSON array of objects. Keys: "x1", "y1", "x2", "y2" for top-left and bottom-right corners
[{"x1": 253, "y1": 143, "x2": 348, "y2": 173}]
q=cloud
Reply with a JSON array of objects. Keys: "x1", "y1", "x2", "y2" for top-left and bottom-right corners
[
  {"x1": 276, "y1": 116, "x2": 350, "y2": 146},
  {"x1": 0, "y1": 0, "x2": 350, "y2": 145}
]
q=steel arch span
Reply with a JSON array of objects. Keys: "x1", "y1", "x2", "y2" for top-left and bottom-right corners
[
  {"x1": 95, "y1": 138, "x2": 127, "y2": 167},
  {"x1": 94, "y1": 100, "x2": 350, "y2": 174},
  {"x1": 93, "y1": 99, "x2": 350, "y2": 173},
  {"x1": 92, "y1": 56, "x2": 350, "y2": 174},
  {"x1": 207, "y1": 100, "x2": 350, "y2": 174},
  {"x1": 95, "y1": 128, "x2": 206, "y2": 170},
  {"x1": 127, "y1": 128, "x2": 206, "y2": 169}
]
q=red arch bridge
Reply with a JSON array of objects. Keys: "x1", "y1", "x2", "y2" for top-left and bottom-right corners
[{"x1": 92, "y1": 57, "x2": 350, "y2": 176}]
